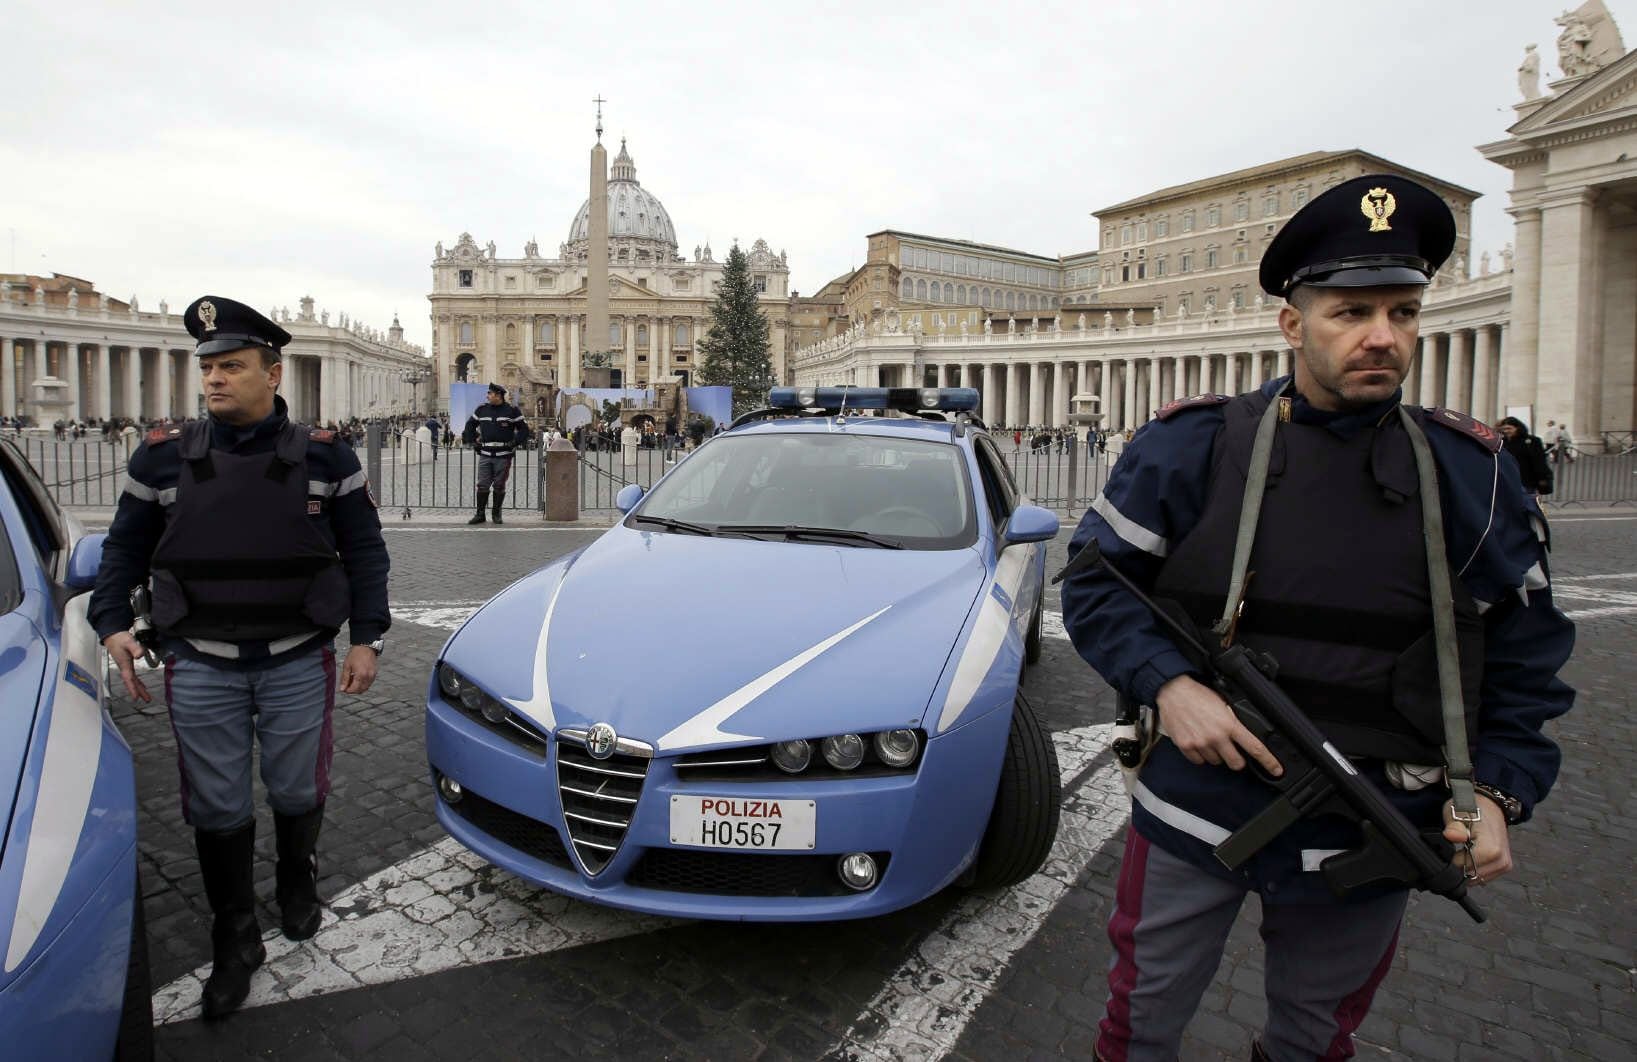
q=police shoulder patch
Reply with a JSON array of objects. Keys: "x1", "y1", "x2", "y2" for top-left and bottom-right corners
[
  {"x1": 146, "y1": 426, "x2": 182, "y2": 445},
  {"x1": 1424, "y1": 407, "x2": 1503, "y2": 454},
  {"x1": 1155, "y1": 393, "x2": 1231, "y2": 421},
  {"x1": 308, "y1": 429, "x2": 336, "y2": 443}
]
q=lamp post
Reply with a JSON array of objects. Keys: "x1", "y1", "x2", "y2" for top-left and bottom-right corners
[{"x1": 401, "y1": 365, "x2": 432, "y2": 414}]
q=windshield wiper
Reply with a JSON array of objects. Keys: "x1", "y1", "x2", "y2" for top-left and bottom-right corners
[
  {"x1": 715, "y1": 524, "x2": 905, "y2": 549},
  {"x1": 628, "y1": 514, "x2": 719, "y2": 536}
]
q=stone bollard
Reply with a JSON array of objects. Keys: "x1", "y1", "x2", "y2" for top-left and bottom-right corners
[{"x1": 544, "y1": 437, "x2": 579, "y2": 522}]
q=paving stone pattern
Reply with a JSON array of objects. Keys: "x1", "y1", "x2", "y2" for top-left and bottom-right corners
[{"x1": 109, "y1": 518, "x2": 1636, "y2": 1060}]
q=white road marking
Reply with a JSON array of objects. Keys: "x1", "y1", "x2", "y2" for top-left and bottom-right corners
[
  {"x1": 390, "y1": 603, "x2": 482, "y2": 631},
  {"x1": 151, "y1": 837, "x2": 679, "y2": 1023},
  {"x1": 1552, "y1": 578, "x2": 1637, "y2": 621},
  {"x1": 832, "y1": 724, "x2": 1128, "y2": 1061}
]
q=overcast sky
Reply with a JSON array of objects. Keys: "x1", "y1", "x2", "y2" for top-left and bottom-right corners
[{"x1": 4, "y1": 0, "x2": 1624, "y2": 350}]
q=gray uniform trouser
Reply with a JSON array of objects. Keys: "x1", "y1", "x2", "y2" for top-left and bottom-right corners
[
  {"x1": 163, "y1": 644, "x2": 337, "y2": 833},
  {"x1": 1097, "y1": 829, "x2": 1406, "y2": 1062},
  {"x1": 476, "y1": 453, "x2": 514, "y2": 491}
]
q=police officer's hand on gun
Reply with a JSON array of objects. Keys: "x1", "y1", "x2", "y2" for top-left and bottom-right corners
[
  {"x1": 102, "y1": 630, "x2": 152, "y2": 703},
  {"x1": 1442, "y1": 793, "x2": 1513, "y2": 886},
  {"x1": 1156, "y1": 674, "x2": 1282, "y2": 776},
  {"x1": 339, "y1": 645, "x2": 378, "y2": 695}
]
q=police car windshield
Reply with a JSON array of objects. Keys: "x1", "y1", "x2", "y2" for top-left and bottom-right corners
[{"x1": 629, "y1": 433, "x2": 976, "y2": 550}]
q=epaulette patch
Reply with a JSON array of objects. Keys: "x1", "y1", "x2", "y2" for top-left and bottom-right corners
[
  {"x1": 1425, "y1": 407, "x2": 1503, "y2": 454},
  {"x1": 1155, "y1": 393, "x2": 1231, "y2": 421},
  {"x1": 309, "y1": 429, "x2": 336, "y2": 443},
  {"x1": 146, "y1": 426, "x2": 182, "y2": 445}
]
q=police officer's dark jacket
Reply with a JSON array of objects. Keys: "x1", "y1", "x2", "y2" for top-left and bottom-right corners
[
  {"x1": 1060, "y1": 376, "x2": 1575, "y2": 901},
  {"x1": 90, "y1": 395, "x2": 391, "y2": 668},
  {"x1": 462, "y1": 402, "x2": 531, "y2": 456}
]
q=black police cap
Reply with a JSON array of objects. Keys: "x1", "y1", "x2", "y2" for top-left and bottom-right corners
[
  {"x1": 184, "y1": 295, "x2": 293, "y2": 357},
  {"x1": 1259, "y1": 174, "x2": 1456, "y2": 298},
  {"x1": 487, "y1": 382, "x2": 506, "y2": 396}
]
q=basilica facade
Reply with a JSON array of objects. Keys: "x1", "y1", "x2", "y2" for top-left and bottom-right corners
[{"x1": 427, "y1": 140, "x2": 793, "y2": 409}]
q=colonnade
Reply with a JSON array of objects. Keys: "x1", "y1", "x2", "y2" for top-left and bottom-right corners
[
  {"x1": 847, "y1": 323, "x2": 1508, "y2": 433},
  {"x1": 462, "y1": 311, "x2": 706, "y2": 389}
]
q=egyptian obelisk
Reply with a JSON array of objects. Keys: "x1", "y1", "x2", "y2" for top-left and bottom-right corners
[{"x1": 583, "y1": 95, "x2": 612, "y2": 388}]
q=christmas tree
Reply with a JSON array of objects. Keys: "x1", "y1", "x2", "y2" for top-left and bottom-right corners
[{"x1": 696, "y1": 244, "x2": 773, "y2": 416}]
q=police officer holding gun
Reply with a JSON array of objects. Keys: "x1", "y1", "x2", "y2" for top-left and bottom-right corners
[
  {"x1": 90, "y1": 296, "x2": 391, "y2": 1019},
  {"x1": 1060, "y1": 176, "x2": 1575, "y2": 1060}
]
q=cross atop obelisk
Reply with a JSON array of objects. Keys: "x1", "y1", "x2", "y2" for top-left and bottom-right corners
[{"x1": 593, "y1": 94, "x2": 607, "y2": 143}]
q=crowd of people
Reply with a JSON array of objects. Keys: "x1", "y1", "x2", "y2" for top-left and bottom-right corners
[{"x1": 989, "y1": 424, "x2": 1129, "y2": 457}]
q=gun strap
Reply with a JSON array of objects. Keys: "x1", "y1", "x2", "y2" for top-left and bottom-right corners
[
  {"x1": 1214, "y1": 383, "x2": 1289, "y2": 642},
  {"x1": 1398, "y1": 407, "x2": 1478, "y2": 821}
]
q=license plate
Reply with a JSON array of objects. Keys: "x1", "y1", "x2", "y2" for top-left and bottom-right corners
[{"x1": 669, "y1": 795, "x2": 816, "y2": 850}]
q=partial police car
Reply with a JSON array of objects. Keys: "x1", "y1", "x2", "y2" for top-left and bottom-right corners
[
  {"x1": 428, "y1": 387, "x2": 1063, "y2": 920},
  {"x1": 0, "y1": 440, "x2": 148, "y2": 1057}
]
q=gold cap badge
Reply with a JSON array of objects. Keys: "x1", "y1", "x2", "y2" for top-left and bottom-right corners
[
  {"x1": 197, "y1": 300, "x2": 218, "y2": 332},
  {"x1": 1361, "y1": 187, "x2": 1396, "y2": 233}
]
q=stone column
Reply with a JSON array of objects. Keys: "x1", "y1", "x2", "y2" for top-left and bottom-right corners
[
  {"x1": 623, "y1": 316, "x2": 636, "y2": 386},
  {"x1": 1122, "y1": 359, "x2": 1138, "y2": 432},
  {"x1": 1196, "y1": 352, "x2": 1211, "y2": 395},
  {"x1": 91, "y1": 344, "x2": 111, "y2": 421},
  {"x1": 1445, "y1": 329, "x2": 1471, "y2": 413},
  {"x1": 1052, "y1": 360, "x2": 1068, "y2": 426},
  {"x1": 1099, "y1": 360, "x2": 1111, "y2": 424},
  {"x1": 1004, "y1": 362, "x2": 1022, "y2": 426},
  {"x1": 1, "y1": 336, "x2": 15, "y2": 417},
  {"x1": 156, "y1": 349, "x2": 174, "y2": 420},
  {"x1": 1536, "y1": 189, "x2": 1601, "y2": 436},
  {"x1": 1144, "y1": 358, "x2": 1160, "y2": 424},
  {"x1": 124, "y1": 348, "x2": 142, "y2": 420},
  {"x1": 566, "y1": 317, "x2": 579, "y2": 386},
  {"x1": 1022, "y1": 362, "x2": 1040, "y2": 424},
  {"x1": 1277, "y1": 350, "x2": 1292, "y2": 378},
  {"x1": 647, "y1": 316, "x2": 660, "y2": 381},
  {"x1": 1504, "y1": 205, "x2": 1542, "y2": 414},
  {"x1": 64, "y1": 342, "x2": 83, "y2": 420},
  {"x1": 1471, "y1": 326, "x2": 1496, "y2": 422},
  {"x1": 1418, "y1": 334, "x2": 1441, "y2": 407}
]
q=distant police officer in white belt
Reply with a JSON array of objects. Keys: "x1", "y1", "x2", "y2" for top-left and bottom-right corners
[
  {"x1": 462, "y1": 381, "x2": 531, "y2": 524},
  {"x1": 90, "y1": 296, "x2": 391, "y2": 1019},
  {"x1": 1061, "y1": 177, "x2": 1575, "y2": 1060}
]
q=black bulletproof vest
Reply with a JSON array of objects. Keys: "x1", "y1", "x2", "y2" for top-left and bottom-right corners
[
  {"x1": 1152, "y1": 392, "x2": 1483, "y2": 763},
  {"x1": 149, "y1": 419, "x2": 351, "y2": 642}
]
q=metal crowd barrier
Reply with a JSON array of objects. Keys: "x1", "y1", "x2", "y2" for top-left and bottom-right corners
[
  {"x1": 1001, "y1": 442, "x2": 1119, "y2": 516},
  {"x1": 14, "y1": 432, "x2": 136, "y2": 508},
  {"x1": 1546, "y1": 452, "x2": 1637, "y2": 507}
]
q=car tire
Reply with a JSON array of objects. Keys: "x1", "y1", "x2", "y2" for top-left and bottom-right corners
[
  {"x1": 1024, "y1": 600, "x2": 1044, "y2": 667},
  {"x1": 113, "y1": 872, "x2": 153, "y2": 1062},
  {"x1": 969, "y1": 691, "x2": 1062, "y2": 889}
]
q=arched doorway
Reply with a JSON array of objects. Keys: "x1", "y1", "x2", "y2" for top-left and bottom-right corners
[{"x1": 455, "y1": 353, "x2": 475, "y2": 382}]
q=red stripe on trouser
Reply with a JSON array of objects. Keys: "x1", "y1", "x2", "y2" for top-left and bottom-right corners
[
  {"x1": 315, "y1": 647, "x2": 336, "y2": 801},
  {"x1": 162, "y1": 655, "x2": 194, "y2": 825},
  {"x1": 1323, "y1": 924, "x2": 1401, "y2": 1059},
  {"x1": 1096, "y1": 828, "x2": 1151, "y2": 1062}
]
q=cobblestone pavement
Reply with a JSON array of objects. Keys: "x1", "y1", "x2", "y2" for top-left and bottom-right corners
[{"x1": 106, "y1": 515, "x2": 1636, "y2": 1060}]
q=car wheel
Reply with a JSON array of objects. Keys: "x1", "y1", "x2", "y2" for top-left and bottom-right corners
[
  {"x1": 113, "y1": 872, "x2": 153, "y2": 1062},
  {"x1": 969, "y1": 691, "x2": 1062, "y2": 888},
  {"x1": 1024, "y1": 600, "x2": 1044, "y2": 667}
]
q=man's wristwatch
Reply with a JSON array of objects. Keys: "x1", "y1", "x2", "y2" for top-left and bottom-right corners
[
  {"x1": 1473, "y1": 783, "x2": 1523, "y2": 825},
  {"x1": 359, "y1": 638, "x2": 385, "y2": 657}
]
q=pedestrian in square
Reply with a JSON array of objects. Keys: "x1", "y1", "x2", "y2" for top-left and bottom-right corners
[{"x1": 91, "y1": 296, "x2": 390, "y2": 1019}]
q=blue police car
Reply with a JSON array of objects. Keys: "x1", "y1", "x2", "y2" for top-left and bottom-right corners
[
  {"x1": 0, "y1": 440, "x2": 148, "y2": 1056},
  {"x1": 427, "y1": 387, "x2": 1063, "y2": 920}
]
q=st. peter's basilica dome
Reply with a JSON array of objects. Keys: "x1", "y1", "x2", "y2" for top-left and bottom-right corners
[{"x1": 565, "y1": 139, "x2": 678, "y2": 257}]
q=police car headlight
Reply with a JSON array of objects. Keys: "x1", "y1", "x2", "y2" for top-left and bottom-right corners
[
  {"x1": 771, "y1": 739, "x2": 812, "y2": 773},
  {"x1": 873, "y1": 729, "x2": 920, "y2": 768},
  {"x1": 438, "y1": 663, "x2": 463, "y2": 698},
  {"x1": 459, "y1": 684, "x2": 485, "y2": 711},
  {"x1": 821, "y1": 733, "x2": 866, "y2": 771}
]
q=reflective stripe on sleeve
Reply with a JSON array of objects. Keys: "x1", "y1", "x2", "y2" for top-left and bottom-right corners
[
  {"x1": 334, "y1": 471, "x2": 369, "y2": 497},
  {"x1": 307, "y1": 479, "x2": 336, "y2": 498},
  {"x1": 122, "y1": 479, "x2": 175, "y2": 505},
  {"x1": 1092, "y1": 493, "x2": 1170, "y2": 557}
]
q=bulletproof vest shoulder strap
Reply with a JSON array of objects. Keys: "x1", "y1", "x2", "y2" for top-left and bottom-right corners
[
  {"x1": 267, "y1": 420, "x2": 309, "y2": 483},
  {"x1": 1214, "y1": 383, "x2": 1292, "y2": 644},
  {"x1": 178, "y1": 420, "x2": 214, "y2": 481}
]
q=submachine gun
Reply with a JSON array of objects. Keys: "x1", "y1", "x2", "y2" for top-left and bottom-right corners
[
  {"x1": 1055, "y1": 538, "x2": 1485, "y2": 923},
  {"x1": 129, "y1": 585, "x2": 161, "y2": 668}
]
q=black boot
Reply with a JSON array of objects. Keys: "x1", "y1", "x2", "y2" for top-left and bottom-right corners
[
  {"x1": 195, "y1": 822, "x2": 265, "y2": 1020},
  {"x1": 274, "y1": 805, "x2": 324, "y2": 940},
  {"x1": 468, "y1": 489, "x2": 488, "y2": 524},
  {"x1": 491, "y1": 488, "x2": 505, "y2": 524},
  {"x1": 1250, "y1": 1039, "x2": 1272, "y2": 1062}
]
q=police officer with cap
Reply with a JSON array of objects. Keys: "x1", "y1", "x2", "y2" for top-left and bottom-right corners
[
  {"x1": 91, "y1": 296, "x2": 391, "y2": 1019},
  {"x1": 1060, "y1": 176, "x2": 1574, "y2": 1059},
  {"x1": 461, "y1": 381, "x2": 531, "y2": 524}
]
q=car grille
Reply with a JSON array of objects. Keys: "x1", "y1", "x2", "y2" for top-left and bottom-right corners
[
  {"x1": 445, "y1": 786, "x2": 572, "y2": 869},
  {"x1": 627, "y1": 850, "x2": 891, "y2": 897},
  {"x1": 556, "y1": 728, "x2": 653, "y2": 875}
]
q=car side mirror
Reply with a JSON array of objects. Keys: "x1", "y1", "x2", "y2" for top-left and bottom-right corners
[
  {"x1": 1001, "y1": 505, "x2": 1059, "y2": 548},
  {"x1": 615, "y1": 484, "x2": 646, "y2": 513},
  {"x1": 66, "y1": 533, "x2": 107, "y2": 592}
]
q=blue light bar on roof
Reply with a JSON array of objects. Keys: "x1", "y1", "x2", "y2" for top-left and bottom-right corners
[{"x1": 767, "y1": 387, "x2": 980, "y2": 413}]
